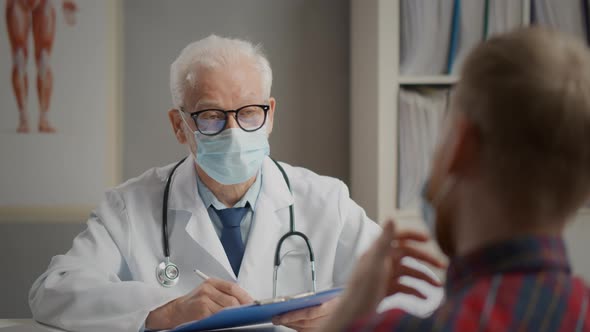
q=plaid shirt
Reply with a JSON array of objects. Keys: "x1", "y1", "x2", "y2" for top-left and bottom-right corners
[{"x1": 348, "y1": 236, "x2": 590, "y2": 331}]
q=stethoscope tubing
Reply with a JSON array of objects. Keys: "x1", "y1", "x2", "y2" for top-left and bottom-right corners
[{"x1": 159, "y1": 157, "x2": 317, "y2": 294}]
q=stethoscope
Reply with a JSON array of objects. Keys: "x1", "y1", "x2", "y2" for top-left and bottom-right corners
[{"x1": 156, "y1": 157, "x2": 317, "y2": 297}]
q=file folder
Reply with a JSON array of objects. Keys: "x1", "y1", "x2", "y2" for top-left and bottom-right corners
[
  {"x1": 400, "y1": 0, "x2": 455, "y2": 75},
  {"x1": 397, "y1": 88, "x2": 449, "y2": 210},
  {"x1": 169, "y1": 288, "x2": 343, "y2": 332},
  {"x1": 487, "y1": 0, "x2": 523, "y2": 38},
  {"x1": 446, "y1": 0, "x2": 461, "y2": 73},
  {"x1": 449, "y1": 0, "x2": 488, "y2": 74},
  {"x1": 583, "y1": 0, "x2": 590, "y2": 45},
  {"x1": 532, "y1": 0, "x2": 588, "y2": 43}
]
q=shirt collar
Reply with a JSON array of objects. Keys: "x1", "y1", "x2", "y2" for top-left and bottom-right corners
[
  {"x1": 445, "y1": 235, "x2": 571, "y2": 296},
  {"x1": 196, "y1": 170, "x2": 263, "y2": 211}
]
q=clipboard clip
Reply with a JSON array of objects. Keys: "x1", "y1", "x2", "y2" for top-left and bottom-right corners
[{"x1": 254, "y1": 291, "x2": 316, "y2": 305}]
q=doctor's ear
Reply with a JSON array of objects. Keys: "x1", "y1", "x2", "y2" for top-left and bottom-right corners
[
  {"x1": 266, "y1": 98, "x2": 276, "y2": 135},
  {"x1": 168, "y1": 109, "x2": 188, "y2": 144}
]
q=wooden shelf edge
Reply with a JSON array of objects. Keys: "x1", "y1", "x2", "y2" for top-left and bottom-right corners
[{"x1": 398, "y1": 75, "x2": 459, "y2": 86}]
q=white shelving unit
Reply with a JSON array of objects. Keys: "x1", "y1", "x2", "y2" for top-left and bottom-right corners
[
  {"x1": 349, "y1": 0, "x2": 537, "y2": 224},
  {"x1": 350, "y1": 0, "x2": 398, "y2": 223},
  {"x1": 399, "y1": 76, "x2": 459, "y2": 86}
]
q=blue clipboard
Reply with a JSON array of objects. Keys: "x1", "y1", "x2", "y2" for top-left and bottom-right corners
[{"x1": 169, "y1": 288, "x2": 343, "y2": 332}]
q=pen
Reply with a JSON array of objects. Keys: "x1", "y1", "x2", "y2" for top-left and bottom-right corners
[{"x1": 194, "y1": 269, "x2": 210, "y2": 281}]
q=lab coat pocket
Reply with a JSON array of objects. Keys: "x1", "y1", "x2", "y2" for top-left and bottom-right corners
[{"x1": 274, "y1": 248, "x2": 313, "y2": 297}]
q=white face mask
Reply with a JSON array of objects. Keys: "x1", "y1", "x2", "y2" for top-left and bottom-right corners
[
  {"x1": 194, "y1": 127, "x2": 270, "y2": 185},
  {"x1": 179, "y1": 110, "x2": 270, "y2": 185}
]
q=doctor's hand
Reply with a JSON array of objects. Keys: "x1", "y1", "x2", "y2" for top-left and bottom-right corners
[
  {"x1": 146, "y1": 278, "x2": 254, "y2": 330},
  {"x1": 271, "y1": 297, "x2": 340, "y2": 332},
  {"x1": 317, "y1": 220, "x2": 445, "y2": 332}
]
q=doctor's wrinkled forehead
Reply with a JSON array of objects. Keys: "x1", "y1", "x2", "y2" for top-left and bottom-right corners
[{"x1": 169, "y1": 35, "x2": 273, "y2": 107}]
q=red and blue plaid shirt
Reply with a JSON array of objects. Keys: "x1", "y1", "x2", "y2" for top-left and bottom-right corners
[{"x1": 348, "y1": 236, "x2": 590, "y2": 331}]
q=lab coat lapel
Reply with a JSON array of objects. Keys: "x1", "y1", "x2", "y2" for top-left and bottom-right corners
[
  {"x1": 238, "y1": 158, "x2": 294, "y2": 299},
  {"x1": 167, "y1": 157, "x2": 235, "y2": 280}
]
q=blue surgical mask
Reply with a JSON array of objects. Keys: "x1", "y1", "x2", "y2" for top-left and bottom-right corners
[{"x1": 194, "y1": 128, "x2": 270, "y2": 185}]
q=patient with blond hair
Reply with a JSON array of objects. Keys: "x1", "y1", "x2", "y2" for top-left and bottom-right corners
[{"x1": 321, "y1": 27, "x2": 590, "y2": 331}]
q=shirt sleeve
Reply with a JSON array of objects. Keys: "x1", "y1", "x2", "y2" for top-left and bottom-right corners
[{"x1": 28, "y1": 190, "x2": 171, "y2": 332}]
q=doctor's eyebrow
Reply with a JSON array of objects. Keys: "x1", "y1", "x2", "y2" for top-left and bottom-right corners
[{"x1": 193, "y1": 99, "x2": 224, "y2": 111}]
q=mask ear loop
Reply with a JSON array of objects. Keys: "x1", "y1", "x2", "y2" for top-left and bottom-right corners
[
  {"x1": 177, "y1": 109, "x2": 194, "y2": 132},
  {"x1": 177, "y1": 109, "x2": 199, "y2": 156}
]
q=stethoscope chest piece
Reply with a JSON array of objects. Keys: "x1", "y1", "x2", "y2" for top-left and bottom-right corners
[{"x1": 156, "y1": 258, "x2": 179, "y2": 288}]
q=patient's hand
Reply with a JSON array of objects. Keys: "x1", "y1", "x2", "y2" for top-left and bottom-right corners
[{"x1": 317, "y1": 220, "x2": 445, "y2": 332}]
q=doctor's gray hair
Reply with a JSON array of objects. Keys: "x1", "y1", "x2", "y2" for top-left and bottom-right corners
[{"x1": 170, "y1": 35, "x2": 273, "y2": 108}]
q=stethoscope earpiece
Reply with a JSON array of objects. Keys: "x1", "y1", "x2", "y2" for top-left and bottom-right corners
[{"x1": 156, "y1": 258, "x2": 179, "y2": 288}]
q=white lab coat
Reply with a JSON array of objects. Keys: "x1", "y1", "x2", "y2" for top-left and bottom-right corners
[{"x1": 29, "y1": 157, "x2": 442, "y2": 332}]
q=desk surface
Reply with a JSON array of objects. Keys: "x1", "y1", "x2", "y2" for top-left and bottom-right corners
[
  {"x1": 0, "y1": 320, "x2": 62, "y2": 332},
  {"x1": 0, "y1": 320, "x2": 287, "y2": 332}
]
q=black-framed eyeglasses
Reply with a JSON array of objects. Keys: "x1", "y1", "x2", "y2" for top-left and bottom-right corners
[{"x1": 180, "y1": 104, "x2": 270, "y2": 136}]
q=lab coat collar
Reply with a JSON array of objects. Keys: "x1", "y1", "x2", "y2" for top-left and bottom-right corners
[
  {"x1": 165, "y1": 157, "x2": 197, "y2": 212},
  {"x1": 196, "y1": 168, "x2": 263, "y2": 211},
  {"x1": 258, "y1": 157, "x2": 295, "y2": 211},
  {"x1": 166, "y1": 157, "x2": 234, "y2": 279},
  {"x1": 236, "y1": 157, "x2": 295, "y2": 296}
]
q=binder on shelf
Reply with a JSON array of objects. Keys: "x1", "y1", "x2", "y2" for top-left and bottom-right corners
[
  {"x1": 449, "y1": 0, "x2": 488, "y2": 74},
  {"x1": 448, "y1": 0, "x2": 525, "y2": 73},
  {"x1": 486, "y1": 0, "x2": 523, "y2": 38},
  {"x1": 483, "y1": 0, "x2": 490, "y2": 38},
  {"x1": 531, "y1": 0, "x2": 588, "y2": 43},
  {"x1": 400, "y1": 0, "x2": 455, "y2": 75},
  {"x1": 397, "y1": 88, "x2": 450, "y2": 210},
  {"x1": 583, "y1": 0, "x2": 590, "y2": 45},
  {"x1": 446, "y1": 0, "x2": 461, "y2": 74}
]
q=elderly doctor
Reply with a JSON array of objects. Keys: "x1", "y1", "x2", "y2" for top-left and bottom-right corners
[{"x1": 29, "y1": 35, "x2": 443, "y2": 332}]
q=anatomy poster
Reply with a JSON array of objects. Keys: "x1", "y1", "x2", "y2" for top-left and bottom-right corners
[{"x1": 0, "y1": 0, "x2": 120, "y2": 221}]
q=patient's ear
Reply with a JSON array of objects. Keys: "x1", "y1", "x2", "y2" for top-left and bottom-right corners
[
  {"x1": 168, "y1": 109, "x2": 187, "y2": 144},
  {"x1": 445, "y1": 112, "x2": 481, "y2": 176}
]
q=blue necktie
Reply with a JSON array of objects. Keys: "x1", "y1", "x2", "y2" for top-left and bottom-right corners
[{"x1": 213, "y1": 206, "x2": 249, "y2": 276}]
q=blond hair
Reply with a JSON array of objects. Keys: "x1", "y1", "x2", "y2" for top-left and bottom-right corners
[{"x1": 453, "y1": 27, "x2": 590, "y2": 219}]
